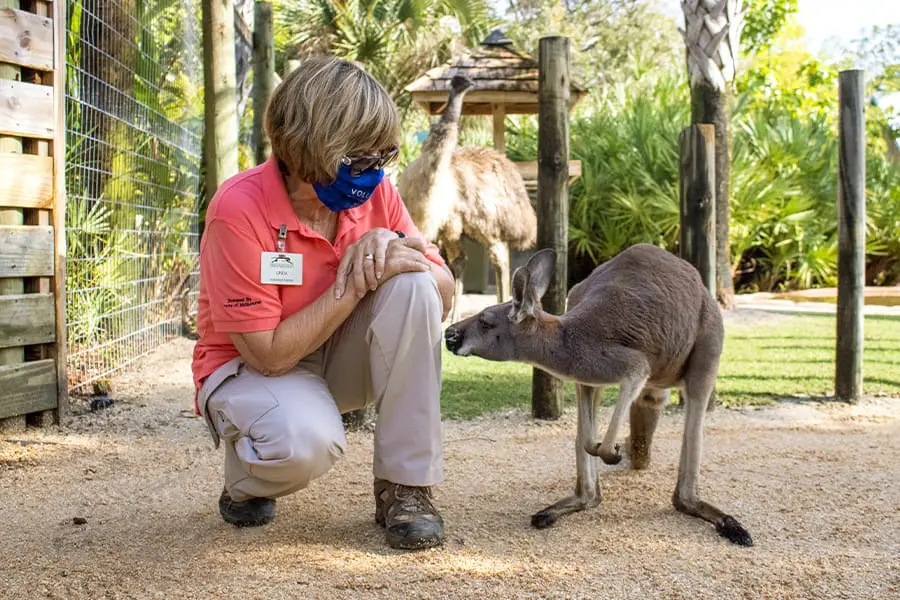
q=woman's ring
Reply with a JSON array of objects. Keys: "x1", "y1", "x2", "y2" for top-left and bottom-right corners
[{"x1": 364, "y1": 253, "x2": 374, "y2": 261}]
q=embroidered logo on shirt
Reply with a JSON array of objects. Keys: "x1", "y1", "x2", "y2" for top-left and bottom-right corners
[{"x1": 224, "y1": 296, "x2": 262, "y2": 309}]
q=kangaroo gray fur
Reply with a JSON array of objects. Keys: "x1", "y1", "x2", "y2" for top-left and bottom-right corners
[{"x1": 444, "y1": 243, "x2": 753, "y2": 546}]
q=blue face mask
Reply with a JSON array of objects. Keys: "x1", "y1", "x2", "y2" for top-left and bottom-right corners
[{"x1": 313, "y1": 163, "x2": 384, "y2": 212}]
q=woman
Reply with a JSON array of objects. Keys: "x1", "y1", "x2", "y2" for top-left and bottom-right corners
[{"x1": 191, "y1": 57, "x2": 455, "y2": 551}]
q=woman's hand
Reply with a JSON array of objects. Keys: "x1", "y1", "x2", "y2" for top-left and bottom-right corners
[
  {"x1": 335, "y1": 229, "x2": 431, "y2": 299},
  {"x1": 380, "y1": 237, "x2": 433, "y2": 282}
]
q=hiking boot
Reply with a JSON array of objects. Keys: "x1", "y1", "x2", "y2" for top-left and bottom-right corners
[
  {"x1": 218, "y1": 488, "x2": 275, "y2": 527},
  {"x1": 374, "y1": 479, "x2": 444, "y2": 550}
]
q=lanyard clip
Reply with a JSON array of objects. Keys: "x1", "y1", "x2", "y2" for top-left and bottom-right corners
[{"x1": 277, "y1": 224, "x2": 287, "y2": 252}]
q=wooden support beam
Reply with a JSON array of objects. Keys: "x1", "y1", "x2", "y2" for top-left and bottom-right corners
[
  {"x1": 679, "y1": 124, "x2": 716, "y2": 298},
  {"x1": 252, "y1": 0, "x2": 274, "y2": 165},
  {"x1": 491, "y1": 103, "x2": 505, "y2": 154},
  {"x1": 0, "y1": 0, "x2": 26, "y2": 432},
  {"x1": 531, "y1": 36, "x2": 570, "y2": 421},
  {"x1": 835, "y1": 69, "x2": 866, "y2": 404},
  {"x1": 52, "y1": 0, "x2": 67, "y2": 422}
]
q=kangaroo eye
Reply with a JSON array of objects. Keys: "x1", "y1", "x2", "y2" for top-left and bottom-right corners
[{"x1": 478, "y1": 316, "x2": 495, "y2": 330}]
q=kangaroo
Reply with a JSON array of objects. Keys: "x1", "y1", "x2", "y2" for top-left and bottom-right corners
[{"x1": 444, "y1": 243, "x2": 753, "y2": 545}]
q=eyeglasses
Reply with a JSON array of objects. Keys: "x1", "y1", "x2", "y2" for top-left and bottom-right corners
[{"x1": 341, "y1": 147, "x2": 399, "y2": 176}]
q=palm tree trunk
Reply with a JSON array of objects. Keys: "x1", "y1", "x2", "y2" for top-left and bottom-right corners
[{"x1": 681, "y1": 0, "x2": 745, "y2": 308}]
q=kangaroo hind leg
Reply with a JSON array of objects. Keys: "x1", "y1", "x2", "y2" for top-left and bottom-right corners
[
  {"x1": 532, "y1": 384, "x2": 603, "y2": 529},
  {"x1": 629, "y1": 387, "x2": 668, "y2": 470},
  {"x1": 673, "y1": 343, "x2": 753, "y2": 546}
]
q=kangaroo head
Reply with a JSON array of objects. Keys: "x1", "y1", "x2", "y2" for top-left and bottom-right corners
[{"x1": 445, "y1": 249, "x2": 556, "y2": 361}]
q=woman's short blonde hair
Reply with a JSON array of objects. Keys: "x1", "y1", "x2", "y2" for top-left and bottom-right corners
[{"x1": 264, "y1": 56, "x2": 400, "y2": 184}]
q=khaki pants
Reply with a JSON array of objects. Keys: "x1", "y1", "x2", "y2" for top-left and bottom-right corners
[{"x1": 198, "y1": 272, "x2": 444, "y2": 502}]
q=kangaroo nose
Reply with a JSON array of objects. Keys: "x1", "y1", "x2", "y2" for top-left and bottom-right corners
[{"x1": 444, "y1": 327, "x2": 462, "y2": 353}]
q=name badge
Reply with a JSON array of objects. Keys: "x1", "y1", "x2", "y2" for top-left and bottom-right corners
[{"x1": 260, "y1": 252, "x2": 303, "y2": 285}]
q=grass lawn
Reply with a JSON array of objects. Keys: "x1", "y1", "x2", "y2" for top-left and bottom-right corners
[{"x1": 440, "y1": 312, "x2": 900, "y2": 419}]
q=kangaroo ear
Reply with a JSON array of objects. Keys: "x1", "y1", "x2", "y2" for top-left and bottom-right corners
[
  {"x1": 526, "y1": 249, "x2": 557, "y2": 301},
  {"x1": 509, "y1": 266, "x2": 535, "y2": 323}
]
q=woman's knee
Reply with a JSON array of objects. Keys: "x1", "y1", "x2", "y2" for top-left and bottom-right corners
[
  {"x1": 250, "y1": 414, "x2": 347, "y2": 484},
  {"x1": 379, "y1": 272, "x2": 441, "y2": 320},
  {"x1": 247, "y1": 398, "x2": 347, "y2": 485}
]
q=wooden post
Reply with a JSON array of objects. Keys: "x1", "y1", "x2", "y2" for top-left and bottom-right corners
[
  {"x1": 252, "y1": 1, "x2": 274, "y2": 165},
  {"x1": 679, "y1": 124, "x2": 716, "y2": 297},
  {"x1": 531, "y1": 36, "x2": 570, "y2": 420},
  {"x1": 835, "y1": 69, "x2": 866, "y2": 403},
  {"x1": 491, "y1": 103, "x2": 505, "y2": 154},
  {"x1": 52, "y1": 0, "x2": 68, "y2": 423},
  {"x1": 202, "y1": 0, "x2": 240, "y2": 198}
]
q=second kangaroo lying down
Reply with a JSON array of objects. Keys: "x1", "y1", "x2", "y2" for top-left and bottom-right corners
[{"x1": 444, "y1": 243, "x2": 753, "y2": 546}]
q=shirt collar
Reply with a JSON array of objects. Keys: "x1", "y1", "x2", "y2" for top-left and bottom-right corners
[{"x1": 261, "y1": 155, "x2": 375, "y2": 233}]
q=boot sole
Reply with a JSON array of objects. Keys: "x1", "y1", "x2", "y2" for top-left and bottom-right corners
[{"x1": 386, "y1": 529, "x2": 443, "y2": 550}]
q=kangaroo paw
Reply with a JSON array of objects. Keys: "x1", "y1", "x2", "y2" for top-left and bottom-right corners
[
  {"x1": 601, "y1": 443, "x2": 623, "y2": 465},
  {"x1": 717, "y1": 515, "x2": 753, "y2": 546},
  {"x1": 585, "y1": 442, "x2": 623, "y2": 465}
]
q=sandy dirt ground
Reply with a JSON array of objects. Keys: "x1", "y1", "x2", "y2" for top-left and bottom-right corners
[{"x1": 2, "y1": 335, "x2": 899, "y2": 600}]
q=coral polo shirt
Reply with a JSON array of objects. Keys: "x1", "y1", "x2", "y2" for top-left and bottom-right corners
[{"x1": 191, "y1": 156, "x2": 445, "y2": 405}]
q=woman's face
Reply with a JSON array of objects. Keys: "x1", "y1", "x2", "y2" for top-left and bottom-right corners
[{"x1": 341, "y1": 147, "x2": 399, "y2": 177}]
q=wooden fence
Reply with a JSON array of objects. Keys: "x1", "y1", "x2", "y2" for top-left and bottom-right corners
[{"x1": 0, "y1": 0, "x2": 66, "y2": 429}]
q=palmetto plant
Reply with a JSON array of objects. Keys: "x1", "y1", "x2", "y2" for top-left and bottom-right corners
[
  {"x1": 507, "y1": 74, "x2": 689, "y2": 272},
  {"x1": 275, "y1": 0, "x2": 494, "y2": 113},
  {"x1": 504, "y1": 70, "x2": 899, "y2": 291}
]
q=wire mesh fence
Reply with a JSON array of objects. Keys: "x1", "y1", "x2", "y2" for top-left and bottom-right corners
[{"x1": 64, "y1": 0, "x2": 203, "y2": 392}]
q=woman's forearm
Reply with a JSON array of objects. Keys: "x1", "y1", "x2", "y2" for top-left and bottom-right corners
[{"x1": 230, "y1": 283, "x2": 360, "y2": 376}]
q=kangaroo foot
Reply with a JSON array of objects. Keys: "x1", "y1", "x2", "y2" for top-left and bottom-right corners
[
  {"x1": 629, "y1": 436, "x2": 651, "y2": 470},
  {"x1": 673, "y1": 494, "x2": 754, "y2": 547},
  {"x1": 585, "y1": 442, "x2": 622, "y2": 465},
  {"x1": 531, "y1": 494, "x2": 600, "y2": 529},
  {"x1": 717, "y1": 515, "x2": 754, "y2": 546}
]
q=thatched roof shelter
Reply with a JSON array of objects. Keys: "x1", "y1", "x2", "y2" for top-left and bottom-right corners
[
  {"x1": 405, "y1": 29, "x2": 585, "y2": 179},
  {"x1": 406, "y1": 29, "x2": 586, "y2": 119}
]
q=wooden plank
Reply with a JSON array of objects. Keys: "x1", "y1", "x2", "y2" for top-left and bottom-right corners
[
  {"x1": 0, "y1": 80, "x2": 54, "y2": 139},
  {"x1": 679, "y1": 124, "x2": 716, "y2": 298},
  {"x1": 0, "y1": 359, "x2": 57, "y2": 419},
  {"x1": 0, "y1": 224, "x2": 53, "y2": 276},
  {"x1": 414, "y1": 89, "x2": 538, "y2": 104},
  {"x1": 835, "y1": 69, "x2": 866, "y2": 403},
  {"x1": 531, "y1": 36, "x2": 571, "y2": 421},
  {"x1": 52, "y1": 0, "x2": 68, "y2": 421},
  {"x1": 514, "y1": 160, "x2": 581, "y2": 182},
  {"x1": 0, "y1": 293, "x2": 55, "y2": 348},
  {"x1": 422, "y1": 101, "x2": 539, "y2": 116},
  {"x1": 0, "y1": 153, "x2": 53, "y2": 208},
  {"x1": 0, "y1": 8, "x2": 54, "y2": 70}
]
